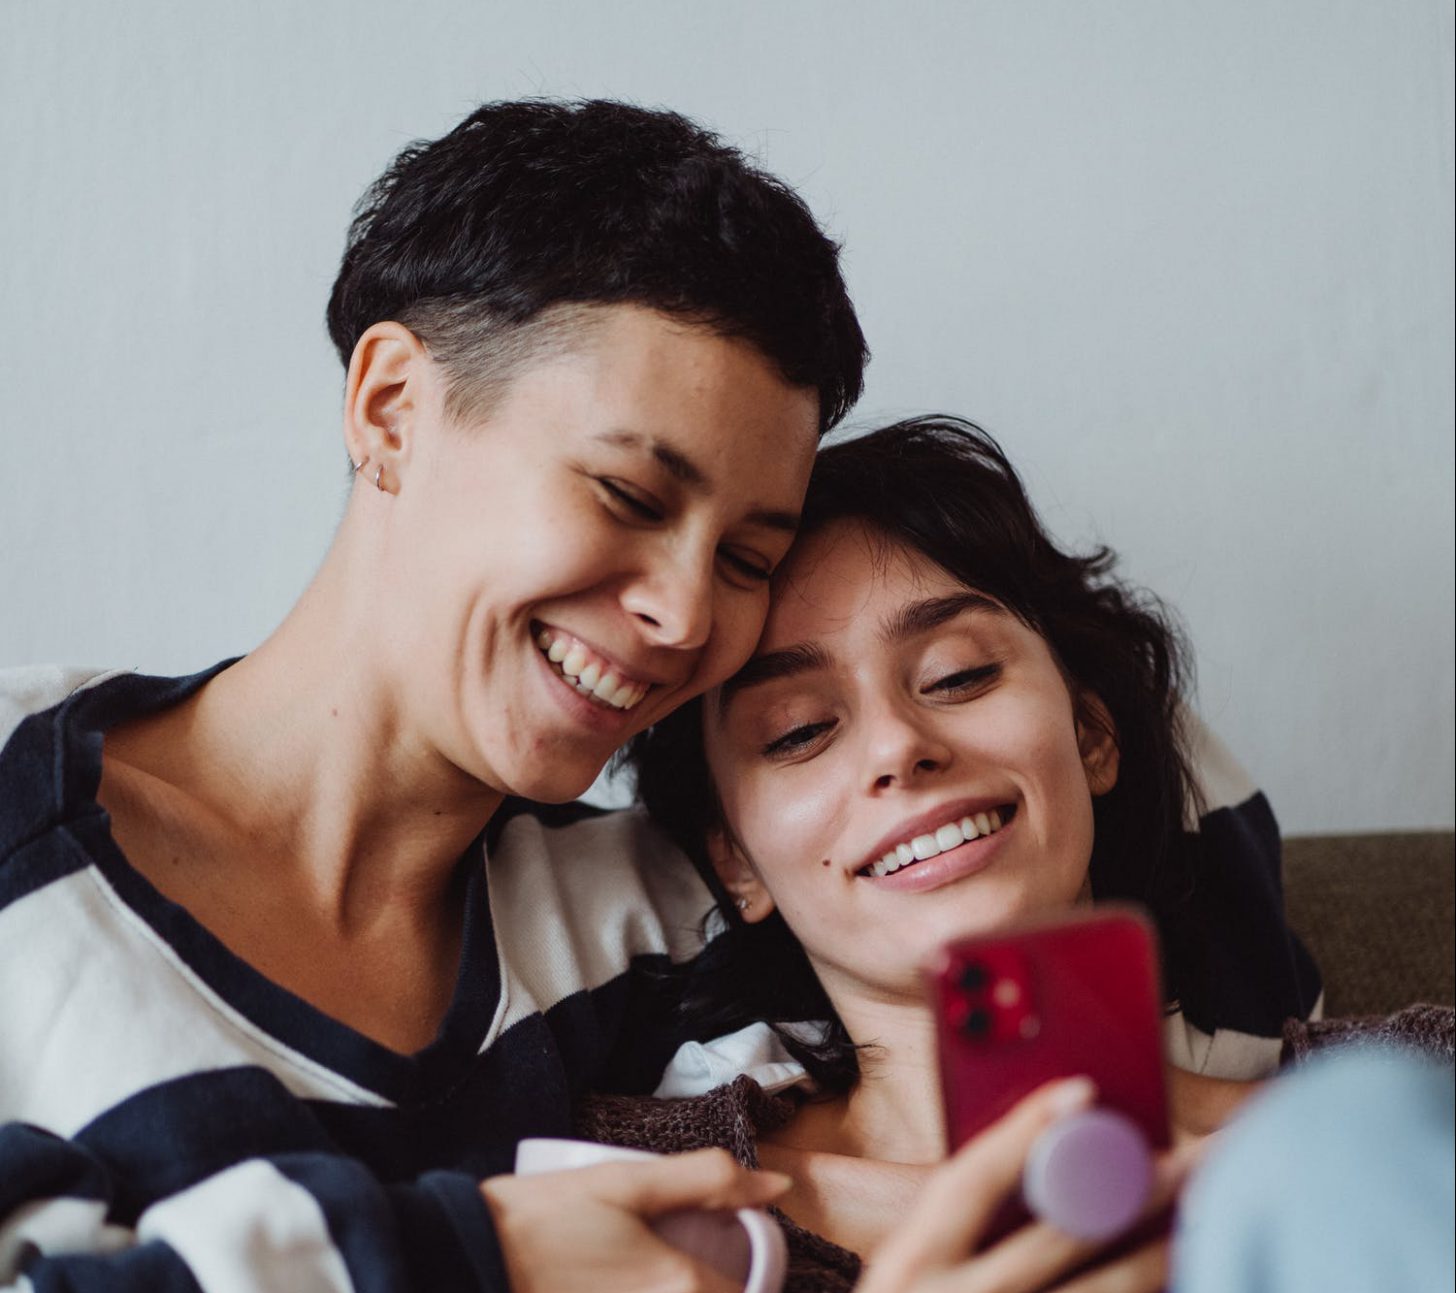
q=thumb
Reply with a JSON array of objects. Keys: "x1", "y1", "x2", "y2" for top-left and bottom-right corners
[
  {"x1": 589, "y1": 1148, "x2": 792, "y2": 1218},
  {"x1": 866, "y1": 1075, "x2": 1097, "y2": 1281}
]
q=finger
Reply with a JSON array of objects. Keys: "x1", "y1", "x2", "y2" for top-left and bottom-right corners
[
  {"x1": 1050, "y1": 1238, "x2": 1170, "y2": 1293},
  {"x1": 865, "y1": 1076, "x2": 1096, "y2": 1280},
  {"x1": 960, "y1": 1219, "x2": 1100, "y2": 1293},
  {"x1": 953, "y1": 1125, "x2": 1203, "y2": 1293},
  {"x1": 1146, "y1": 1134, "x2": 1210, "y2": 1215},
  {"x1": 582, "y1": 1148, "x2": 792, "y2": 1217},
  {"x1": 916, "y1": 1238, "x2": 1170, "y2": 1293}
]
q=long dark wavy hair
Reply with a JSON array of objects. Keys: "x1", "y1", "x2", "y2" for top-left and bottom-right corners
[{"x1": 624, "y1": 416, "x2": 1204, "y2": 1093}]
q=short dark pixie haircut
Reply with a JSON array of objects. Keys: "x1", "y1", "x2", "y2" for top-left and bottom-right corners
[
  {"x1": 326, "y1": 99, "x2": 867, "y2": 430},
  {"x1": 626, "y1": 416, "x2": 1206, "y2": 1093}
]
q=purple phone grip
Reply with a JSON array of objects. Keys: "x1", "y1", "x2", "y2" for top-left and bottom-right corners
[{"x1": 1022, "y1": 1108, "x2": 1153, "y2": 1241}]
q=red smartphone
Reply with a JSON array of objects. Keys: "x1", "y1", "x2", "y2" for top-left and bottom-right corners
[{"x1": 928, "y1": 906, "x2": 1171, "y2": 1243}]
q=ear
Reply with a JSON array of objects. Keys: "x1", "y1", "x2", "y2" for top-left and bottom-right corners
[
  {"x1": 342, "y1": 322, "x2": 432, "y2": 493},
  {"x1": 1075, "y1": 691, "x2": 1121, "y2": 797},
  {"x1": 706, "y1": 827, "x2": 776, "y2": 924}
]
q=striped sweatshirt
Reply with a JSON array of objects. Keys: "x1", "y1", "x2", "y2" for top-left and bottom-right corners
[{"x1": 0, "y1": 663, "x2": 1320, "y2": 1291}]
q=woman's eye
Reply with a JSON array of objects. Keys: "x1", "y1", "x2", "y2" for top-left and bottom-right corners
[
  {"x1": 762, "y1": 720, "x2": 835, "y2": 757},
  {"x1": 598, "y1": 478, "x2": 663, "y2": 522},
  {"x1": 926, "y1": 663, "x2": 1000, "y2": 695},
  {"x1": 718, "y1": 548, "x2": 773, "y2": 584}
]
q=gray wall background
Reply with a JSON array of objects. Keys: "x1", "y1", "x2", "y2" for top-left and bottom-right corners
[{"x1": 2, "y1": 1, "x2": 1451, "y2": 834}]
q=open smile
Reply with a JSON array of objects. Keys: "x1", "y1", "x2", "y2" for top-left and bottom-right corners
[
  {"x1": 855, "y1": 802, "x2": 1018, "y2": 881},
  {"x1": 533, "y1": 623, "x2": 653, "y2": 712},
  {"x1": 856, "y1": 803, "x2": 1019, "y2": 885}
]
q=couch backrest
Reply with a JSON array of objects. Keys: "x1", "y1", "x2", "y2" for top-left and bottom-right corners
[{"x1": 1283, "y1": 831, "x2": 1455, "y2": 1017}]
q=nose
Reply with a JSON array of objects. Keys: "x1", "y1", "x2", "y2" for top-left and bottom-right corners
[
  {"x1": 620, "y1": 543, "x2": 715, "y2": 651},
  {"x1": 862, "y1": 698, "x2": 954, "y2": 793}
]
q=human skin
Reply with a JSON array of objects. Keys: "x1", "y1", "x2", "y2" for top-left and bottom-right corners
[
  {"x1": 705, "y1": 518, "x2": 1119, "y2": 1027},
  {"x1": 98, "y1": 304, "x2": 820, "y2": 1055},
  {"x1": 702, "y1": 518, "x2": 1165, "y2": 1253},
  {"x1": 699, "y1": 517, "x2": 1247, "y2": 1281},
  {"x1": 88, "y1": 303, "x2": 824, "y2": 1293}
]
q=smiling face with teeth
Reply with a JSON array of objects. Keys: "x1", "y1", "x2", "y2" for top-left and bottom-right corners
[
  {"x1": 372, "y1": 305, "x2": 819, "y2": 804},
  {"x1": 702, "y1": 518, "x2": 1120, "y2": 1002}
]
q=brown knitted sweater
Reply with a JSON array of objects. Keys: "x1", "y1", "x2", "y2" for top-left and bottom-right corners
[
  {"x1": 576, "y1": 1006, "x2": 1455, "y2": 1293},
  {"x1": 575, "y1": 1076, "x2": 862, "y2": 1293},
  {"x1": 1279, "y1": 1002, "x2": 1454, "y2": 1066}
]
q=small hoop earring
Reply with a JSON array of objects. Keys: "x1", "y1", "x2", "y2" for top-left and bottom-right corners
[
  {"x1": 374, "y1": 464, "x2": 385, "y2": 492},
  {"x1": 735, "y1": 896, "x2": 749, "y2": 912},
  {"x1": 350, "y1": 457, "x2": 363, "y2": 473}
]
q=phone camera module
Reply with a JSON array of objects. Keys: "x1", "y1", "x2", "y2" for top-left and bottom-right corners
[
  {"x1": 960, "y1": 1006, "x2": 993, "y2": 1038},
  {"x1": 958, "y1": 961, "x2": 990, "y2": 993}
]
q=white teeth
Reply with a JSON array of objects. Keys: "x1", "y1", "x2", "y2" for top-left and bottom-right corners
[
  {"x1": 536, "y1": 632, "x2": 649, "y2": 712},
  {"x1": 863, "y1": 807, "x2": 1012, "y2": 878}
]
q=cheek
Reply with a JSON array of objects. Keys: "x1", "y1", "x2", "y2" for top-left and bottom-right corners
[
  {"x1": 723, "y1": 768, "x2": 846, "y2": 902},
  {"x1": 701, "y1": 589, "x2": 773, "y2": 684}
]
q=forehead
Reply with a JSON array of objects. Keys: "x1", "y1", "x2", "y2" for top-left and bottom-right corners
[
  {"x1": 541, "y1": 304, "x2": 820, "y2": 484},
  {"x1": 759, "y1": 519, "x2": 967, "y2": 649}
]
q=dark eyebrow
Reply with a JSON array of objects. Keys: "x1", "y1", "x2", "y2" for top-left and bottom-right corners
[
  {"x1": 594, "y1": 429, "x2": 706, "y2": 488},
  {"x1": 594, "y1": 429, "x2": 800, "y2": 533},
  {"x1": 881, "y1": 593, "x2": 1004, "y2": 642},
  {"x1": 717, "y1": 642, "x2": 831, "y2": 714}
]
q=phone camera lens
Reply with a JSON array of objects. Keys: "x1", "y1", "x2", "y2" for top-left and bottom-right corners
[
  {"x1": 958, "y1": 962, "x2": 989, "y2": 993},
  {"x1": 960, "y1": 1006, "x2": 992, "y2": 1038}
]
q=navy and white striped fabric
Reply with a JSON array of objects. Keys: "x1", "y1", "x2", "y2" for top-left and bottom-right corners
[
  {"x1": 0, "y1": 665, "x2": 709, "y2": 1292},
  {"x1": 0, "y1": 665, "x2": 1320, "y2": 1291},
  {"x1": 1165, "y1": 713, "x2": 1324, "y2": 1078}
]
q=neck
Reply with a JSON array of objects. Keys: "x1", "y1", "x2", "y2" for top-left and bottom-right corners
[
  {"x1": 133, "y1": 510, "x2": 502, "y2": 936},
  {"x1": 782, "y1": 987, "x2": 947, "y2": 1166}
]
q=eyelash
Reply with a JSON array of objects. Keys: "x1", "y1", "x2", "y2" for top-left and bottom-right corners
[
  {"x1": 598, "y1": 478, "x2": 663, "y2": 522},
  {"x1": 759, "y1": 664, "x2": 1001, "y2": 757},
  {"x1": 925, "y1": 663, "x2": 1001, "y2": 694},
  {"x1": 763, "y1": 720, "x2": 835, "y2": 756},
  {"x1": 597, "y1": 478, "x2": 773, "y2": 584}
]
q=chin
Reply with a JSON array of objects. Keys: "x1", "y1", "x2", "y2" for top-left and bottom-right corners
[{"x1": 504, "y1": 759, "x2": 604, "y2": 805}]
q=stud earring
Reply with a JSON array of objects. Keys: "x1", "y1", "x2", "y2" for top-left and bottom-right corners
[{"x1": 735, "y1": 896, "x2": 749, "y2": 912}]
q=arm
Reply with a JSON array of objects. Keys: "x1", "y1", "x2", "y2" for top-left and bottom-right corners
[
  {"x1": 1165, "y1": 1067, "x2": 1264, "y2": 1148},
  {"x1": 3, "y1": 1124, "x2": 788, "y2": 1293},
  {"x1": 1, "y1": 1125, "x2": 508, "y2": 1292}
]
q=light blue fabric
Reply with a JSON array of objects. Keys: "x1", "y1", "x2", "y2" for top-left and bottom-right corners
[{"x1": 1174, "y1": 1052, "x2": 1455, "y2": 1293}]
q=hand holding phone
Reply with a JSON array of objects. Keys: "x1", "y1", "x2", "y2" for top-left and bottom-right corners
[{"x1": 927, "y1": 906, "x2": 1171, "y2": 1243}]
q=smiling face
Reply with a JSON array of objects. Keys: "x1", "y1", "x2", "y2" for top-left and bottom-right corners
[
  {"x1": 702, "y1": 518, "x2": 1119, "y2": 1004},
  {"x1": 374, "y1": 305, "x2": 820, "y2": 802}
]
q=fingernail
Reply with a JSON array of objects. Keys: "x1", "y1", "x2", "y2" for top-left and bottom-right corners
[
  {"x1": 1047, "y1": 1076, "x2": 1097, "y2": 1115},
  {"x1": 758, "y1": 1170, "x2": 793, "y2": 1194}
]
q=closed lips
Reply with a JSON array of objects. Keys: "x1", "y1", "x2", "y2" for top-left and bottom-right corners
[
  {"x1": 859, "y1": 806, "x2": 1014, "y2": 878},
  {"x1": 535, "y1": 627, "x2": 651, "y2": 711}
]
